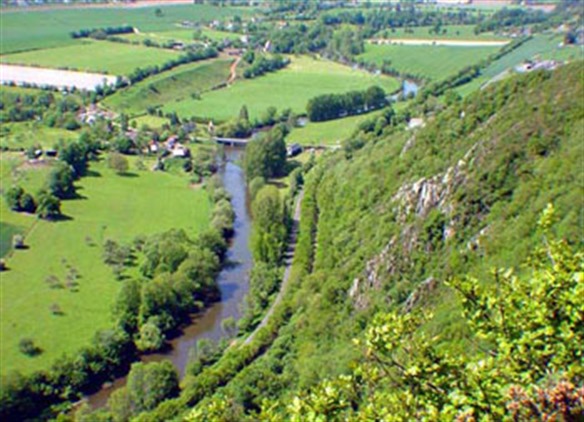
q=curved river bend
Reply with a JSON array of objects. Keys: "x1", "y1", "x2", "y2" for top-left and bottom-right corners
[{"x1": 87, "y1": 147, "x2": 252, "y2": 408}]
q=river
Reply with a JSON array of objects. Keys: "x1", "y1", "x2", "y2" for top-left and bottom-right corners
[{"x1": 86, "y1": 147, "x2": 252, "y2": 409}]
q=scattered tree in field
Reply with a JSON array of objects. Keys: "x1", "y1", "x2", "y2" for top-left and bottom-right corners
[
  {"x1": 239, "y1": 105, "x2": 249, "y2": 122},
  {"x1": 47, "y1": 163, "x2": 76, "y2": 199},
  {"x1": 49, "y1": 303, "x2": 63, "y2": 316},
  {"x1": 58, "y1": 141, "x2": 88, "y2": 177},
  {"x1": 4, "y1": 186, "x2": 24, "y2": 211},
  {"x1": 18, "y1": 338, "x2": 41, "y2": 356},
  {"x1": 19, "y1": 193, "x2": 36, "y2": 213},
  {"x1": 36, "y1": 189, "x2": 61, "y2": 220},
  {"x1": 12, "y1": 235, "x2": 24, "y2": 249},
  {"x1": 107, "y1": 152, "x2": 130, "y2": 174}
]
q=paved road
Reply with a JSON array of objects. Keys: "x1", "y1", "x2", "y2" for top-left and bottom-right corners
[{"x1": 242, "y1": 190, "x2": 304, "y2": 346}]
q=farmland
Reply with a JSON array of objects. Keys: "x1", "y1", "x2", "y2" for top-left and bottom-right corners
[
  {"x1": 121, "y1": 28, "x2": 241, "y2": 43},
  {"x1": 358, "y1": 43, "x2": 502, "y2": 81},
  {"x1": 103, "y1": 58, "x2": 233, "y2": 115},
  {"x1": 0, "y1": 158, "x2": 211, "y2": 375},
  {"x1": 0, "y1": 4, "x2": 255, "y2": 54},
  {"x1": 0, "y1": 40, "x2": 179, "y2": 76},
  {"x1": 0, "y1": 122, "x2": 78, "y2": 151},
  {"x1": 373, "y1": 25, "x2": 506, "y2": 41},
  {"x1": 455, "y1": 34, "x2": 583, "y2": 96},
  {"x1": 288, "y1": 112, "x2": 381, "y2": 147},
  {"x1": 164, "y1": 55, "x2": 400, "y2": 122}
]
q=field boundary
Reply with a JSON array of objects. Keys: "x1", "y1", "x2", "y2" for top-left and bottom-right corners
[{"x1": 369, "y1": 38, "x2": 510, "y2": 47}]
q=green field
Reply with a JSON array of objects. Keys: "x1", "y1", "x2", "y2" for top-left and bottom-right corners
[
  {"x1": 122, "y1": 28, "x2": 241, "y2": 44},
  {"x1": 164, "y1": 55, "x2": 400, "y2": 122},
  {"x1": 0, "y1": 122, "x2": 78, "y2": 151},
  {"x1": 0, "y1": 159, "x2": 211, "y2": 375},
  {"x1": 0, "y1": 4, "x2": 255, "y2": 54},
  {"x1": 0, "y1": 39, "x2": 179, "y2": 75},
  {"x1": 130, "y1": 114, "x2": 169, "y2": 129},
  {"x1": 456, "y1": 34, "x2": 584, "y2": 96},
  {"x1": 103, "y1": 58, "x2": 233, "y2": 115},
  {"x1": 358, "y1": 43, "x2": 501, "y2": 81},
  {"x1": 374, "y1": 25, "x2": 506, "y2": 41},
  {"x1": 288, "y1": 112, "x2": 380, "y2": 146}
]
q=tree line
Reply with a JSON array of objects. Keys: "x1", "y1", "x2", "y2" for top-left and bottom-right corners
[
  {"x1": 70, "y1": 25, "x2": 134, "y2": 40},
  {"x1": 306, "y1": 85, "x2": 387, "y2": 122},
  {"x1": 242, "y1": 54, "x2": 290, "y2": 79}
]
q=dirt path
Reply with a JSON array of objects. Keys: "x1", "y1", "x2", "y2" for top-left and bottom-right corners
[
  {"x1": 242, "y1": 190, "x2": 304, "y2": 346},
  {"x1": 369, "y1": 38, "x2": 509, "y2": 47},
  {"x1": 228, "y1": 57, "x2": 241, "y2": 85}
]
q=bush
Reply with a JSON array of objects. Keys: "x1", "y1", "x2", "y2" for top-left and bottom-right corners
[
  {"x1": 107, "y1": 152, "x2": 130, "y2": 174},
  {"x1": 12, "y1": 235, "x2": 24, "y2": 249},
  {"x1": 18, "y1": 338, "x2": 40, "y2": 356}
]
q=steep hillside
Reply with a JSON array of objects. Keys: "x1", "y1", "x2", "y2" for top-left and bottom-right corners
[{"x1": 140, "y1": 62, "x2": 583, "y2": 421}]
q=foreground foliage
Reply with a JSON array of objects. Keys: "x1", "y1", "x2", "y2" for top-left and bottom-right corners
[{"x1": 190, "y1": 206, "x2": 584, "y2": 420}]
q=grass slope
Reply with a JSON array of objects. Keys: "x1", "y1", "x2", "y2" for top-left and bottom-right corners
[
  {"x1": 358, "y1": 43, "x2": 501, "y2": 81},
  {"x1": 0, "y1": 160, "x2": 210, "y2": 375},
  {"x1": 0, "y1": 4, "x2": 255, "y2": 54},
  {"x1": 178, "y1": 63, "x2": 583, "y2": 418},
  {"x1": 103, "y1": 58, "x2": 233, "y2": 115},
  {"x1": 0, "y1": 39, "x2": 179, "y2": 76},
  {"x1": 164, "y1": 55, "x2": 400, "y2": 122}
]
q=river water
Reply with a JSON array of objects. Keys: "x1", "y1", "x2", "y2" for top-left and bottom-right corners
[{"x1": 86, "y1": 147, "x2": 252, "y2": 408}]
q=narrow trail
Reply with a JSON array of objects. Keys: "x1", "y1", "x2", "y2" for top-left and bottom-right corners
[
  {"x1": 228, "y1": 57, "x2": 241, "y2": 85},
  {"x1": 242, "y1": 190, "x2": 304, "y2": 346}
]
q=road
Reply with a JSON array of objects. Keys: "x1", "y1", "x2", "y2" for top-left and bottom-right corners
[{"x1": 242, "y1": 190, "x2": 304, "y2": 346}]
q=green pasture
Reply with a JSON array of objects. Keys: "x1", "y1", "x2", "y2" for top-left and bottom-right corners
[
  {"x1": 0, "y1": 158, "x2": 210, "y2": 375},
  {"x1": 358, "y1": 43, "x2": 501, "y2": 82},
  {"x1": 288, "y1": 112, "x2": 380, "y2": 146},
  {"x1": 103, "y1": 58, "x2": 233, "y2": 115},
  {"x1": 456, "y1": 34, "x2": 583, "y2": 96},
  {"x1": 0, "y1": 4, "x2": 255, "y2": 54},
  {"x1": 201, "y1": 28, "x2": 242, "y2": 42},
  {"x1": 0, "y1": 122, "x2": 78, "y2": 151},
  {"x1": 163, "y1": 55, "x2": 400, "y2": 122},
  {"x1": 130, "y1": 115, "x2": 169, "y2": 130},
  {"x1": 373, "y1": 25, "x2": 506, "y2": 41},
  {"x1": 121, "y1": 28, "x2": 240, "y2": 43},
  {"x1": 1, "y1": 39, "x2": 179, "y2": 75}
]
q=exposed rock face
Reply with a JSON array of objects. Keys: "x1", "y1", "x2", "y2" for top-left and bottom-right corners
[
  {"x1": 403, "y1": 276, "x2": 438, "y2": 313},
  {"x1": 349, "y1": 143, "x2": 480, "y2": 311}
]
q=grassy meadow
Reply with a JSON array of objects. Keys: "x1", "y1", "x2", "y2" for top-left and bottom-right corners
[
  {"x1": 121, "y1": 28, "x2": 241, "y2": 44},
  {"x1": 0, "y1": 39, "x2": 179, "y2": 76},
  {"x1": 103, "y1": 58, "x2": 233, "y2": 115},
  {"x1": 0, "y1": 4, "x2": 255, "y2": 54},
  {"x1": 288, "y1": 112, "x2": 381, "y2": 146},
  {"x1": 164, "y1": 55, "x2": 400, "y2": 122},
  {"x1": 0, "y1": 158, "x2": 211, "y2": 375},
  {"x1": 0, "y1": 122, "x2": 78, "y2": 151},
  {"x1": 358, "y1": 43, "x2": 501, "y2": 81},
  {"x1": 373, "y1": 25, "x2": 506, "y2": 41}
]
